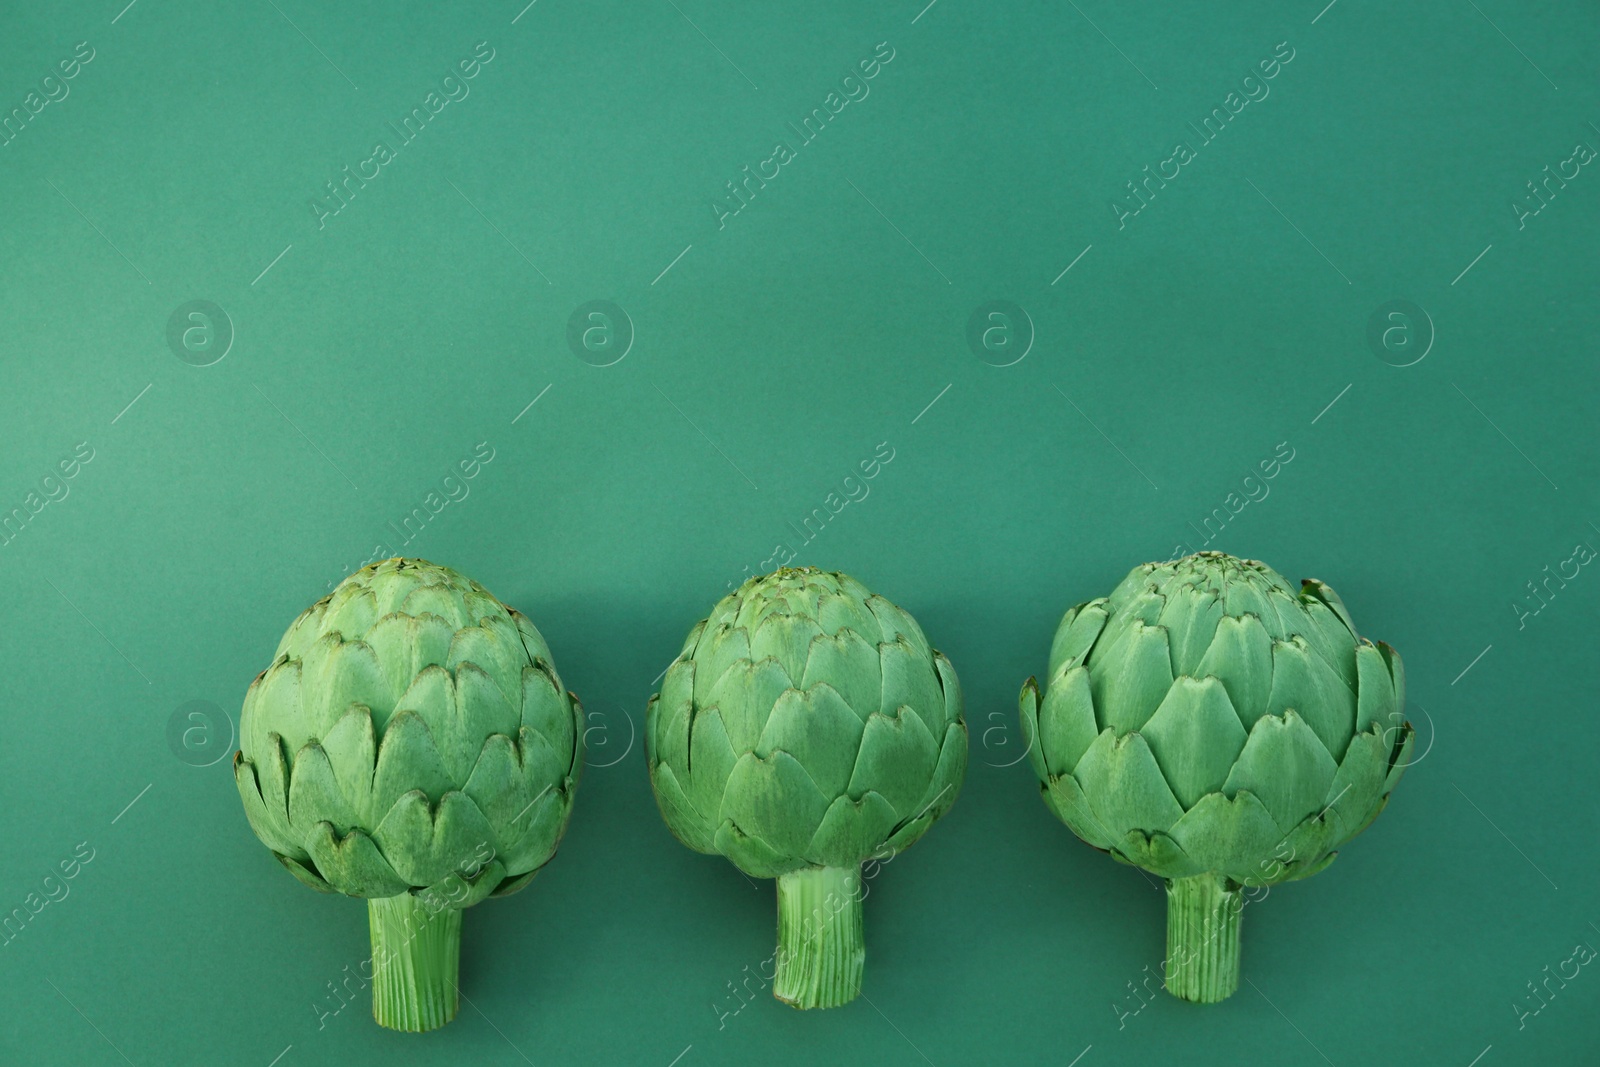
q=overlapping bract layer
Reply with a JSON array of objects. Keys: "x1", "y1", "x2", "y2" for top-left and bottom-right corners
[
  {"x1": 234, "y1": 558, "x2": 582, "y2": 903},
  {"x1": 1020, "y1": 553, "x2": 1411, "y2": 885},
  {"x1": 647, "y1": 568, "x2": 967, "y2": 878}
]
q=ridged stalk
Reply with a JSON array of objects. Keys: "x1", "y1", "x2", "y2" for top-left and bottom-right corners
[
  {"x1": 1164, "y1": 874, "x2": 1242, "y2": 1003},
  {"x1": 773, "y1": 866, "x2": 864, "y2": 1009},
  {"x1": 367, "y1": 894, "x2": 461, "y2": 1031}
]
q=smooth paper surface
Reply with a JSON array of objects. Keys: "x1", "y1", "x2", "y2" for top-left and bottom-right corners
[{"x1": 0, "y1": 1, "x2": 1594, "y2": 1064}]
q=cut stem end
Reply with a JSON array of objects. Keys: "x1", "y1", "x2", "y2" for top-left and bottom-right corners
[
  {"x1": 367, "y1": 893, "x2": 462, "y2": 1032},
  {"x1": 1164, "y1": 874, "x2": 1243, "y2": 1004},
  {"x1": 772, "y1": 865, "x2": 864, "y2": 1010}
]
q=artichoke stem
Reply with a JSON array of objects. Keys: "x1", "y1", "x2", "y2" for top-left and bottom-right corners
[
  {"x1": 367, "y1": 893, "x2": 461, "y2": 1032},
  {"x1": 1164, "y1": 874, "x2": 1243, "y2": 1004},
  {"x1": 773, "y1": 865, "x2": 864, "y2": 1009}
]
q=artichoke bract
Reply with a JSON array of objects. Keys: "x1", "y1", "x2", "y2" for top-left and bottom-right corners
[
  {"x1": 1019, "y1": 552, "x2": 1412, "y2": 1003},
  {"x1": 647, "y1": 567, "x2": 967, "y2": 1009},
  {"x1": 234, "y1": 558, "x2": 582, "y2": 1031}
]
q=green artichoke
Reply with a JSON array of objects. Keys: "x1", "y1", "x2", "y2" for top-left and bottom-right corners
[
  {"x1": 1019, "y1": 552, "x2": 1412, "y2": 1003},
  {"x1": 233, "y1": 558, "x2": 583, "y2": 1031},
  {"x1": 646, "y1": 567, "x2": 967, "y2": 1009}
]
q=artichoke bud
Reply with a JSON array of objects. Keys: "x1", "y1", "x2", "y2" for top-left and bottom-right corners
[
  {"x1": 234, "y1": 558, "x2": 584, "y2": 1031},
  {"x1": 1020, "y1": 551, "x2": 1411, "y2": 1003},
  {"x1": 646, "y1": 566, "x2": 968, "y2": 1009}
]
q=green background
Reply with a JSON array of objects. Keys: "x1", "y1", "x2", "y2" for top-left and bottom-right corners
[{"x1": 1, "y1": 0, "x2": 1595, "y2": 1064}]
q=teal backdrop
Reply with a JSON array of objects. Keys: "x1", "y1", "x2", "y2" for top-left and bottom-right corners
[{"x1": 1, "y1": 1, "x2": 1596, "y2": 1064}]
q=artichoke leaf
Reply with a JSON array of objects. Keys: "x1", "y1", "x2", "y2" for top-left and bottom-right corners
[
  {"x1": 447, "y1": 623, "x2": 524, "y2": 705},
  {"x1": 1106, "y1": 563, "x2": 1161, "y2": 608},
  {"x1": 234, "y1": 750, "x2": 300, "y2": 858},
  {"x1": 566, "y1": 690, "x2": 586, "y2": 782},
  {"x1": 647, "y1": 663, "x2": 691, "y2": 760},
  {"x1": 648, "y1": 692, "x2": 691, "y2": 773},
  {"x1": 401, "y1": 585, "x2": 469, "y2": 629},
  {"x1": 1158, "y1": 587, "x2": 1225, "y2": 679},
  {"x1": 246, "y1": 661, "x2": 305, "y2": 758},
  {"x1": 749, "y1": 612, "x2": 823, "y2": 687},
  {"x1": 756, "y1": 685, "x2": 865, "y2": 798},
  {"x1": 320, "y1": 705, "x2": 378, "y2": 826},
  {"x1": 847, "y1": 707, "x2": 940, "y2": 820},
  {"x1": 720, "y1": 751, "x2": 832, "y2": 861},
  {"x1": 275, "y1": 601, "x2": 327, "y2": 661},
  {"x1": 1383, "y1": 722, "x2": 1415, "y2": 795},
  {"x1": 817, "y1": 591, "x2": 881, "y2": 642},
  {"x1": 801, "y1": 629, "x2": 882, "y2": 718},
  {"x1": 1353, "y1": 640, "x2": 1398, "y2": 735},
  {"x1": 1378, "y1": 641, "x2": 1406, "y2": 714},
  {"x1": 394, "y1": 664, "x2": 479, "y2": 784},
  {"x1": 1299, "y1": 578, "x2": 1355, "y2": 635},
  {"x1": 519, "y1": 663, "x2": 575, "y2": 764},
  {"x1": 511, "y1": 609, "x2": 557, "y2": 668},
  {"x1": 1138, "y1": 676, "x2": 1247, "y2": 810},
  {"x1": 512, "y1": 727, "x2": 565, "y2": 802},
  {"x1": 691, "y1": 623, "x2": 752, "y2": 705},
  {"x1": 461, "y1": 733, "x2": 530, "y2": 834},
  {"x1": 461, "y1": 588, "x2": 506, "y2": 629},
  {"x1": 372, "y1": 789, "x2": 498, "y2": 888},
  {"x1": 1166, "y1": 790, "x2": 1281, "y2": 882},
  {"x1": 1118, "y1": 829, "x2": 1197, "y2": 880},
  {"x1": 1323, "y1": 727, "x2": 1390, "y2": 846},
  {"x1": 490, "y1": 868, "x2": 540, "y2": 898},
  {"x1": 276, "y1": 852, "x2": 335, "y2": 893},
  {"x1": 1089, "y1": 622, "x2": 1174, "y2": 734},
  {"x1": 254, "y1": 732, "x2": 292, "y2": 828},
  {"x1": 452, "y1": 660, "x2": 518, "y2": 753},
  {"x1": 1281, "y1": 849, "x2": 1339, "y2": 882},
  {"x1": 498, "y1": 781, "x2": 572, "y2": 874},
  {"x1": 1036, "y1": 665, "x2": 1100, "y2": 778},
  {"x1": 675, "y1": 617, "x2": 709, "y2": 660},
  {"x1": 1091, "y1": 590, "x2": 1166, "y2": 668},
  {"x1": 1300, "y1": 597, "x2": 1360, "y2": 692},
  {"x1": 902, "y1": 720, "x2": 967, "y2": 831},
  {"x1": 308, "y1": 639, "x2": 388, "y2": 741},
  {"x1": 1264, "y1": 637, "x2": 1355, "y2": 760},
  {"x1": 806, "y1": 790, "x2": 899, "y2": 867},
  {"x1": 651, "y1": 761, "x2": 715, "y2": 852},
  {"x1": 288, "y1": 741, "x2": 360, "y2": 838},
  {"x1": 370, "y1": 710, "x2": 455, "y2": 818},
  {"x1": 707, "y1": 658, "x2": 793, "y2": 756},
  {"x1": 1222, "y1": 710, "x2": 1338, "y2": 836},
  {"x1": 321, "y1": 582, "x2": 377, "y2": 636},
  {"x1": 360, "y1": 613, "x2": 419, "y2": 711},
  {"x1": 1042, "y1": 773, "x2": 1113, "y2": 850},
  {"x1": 1018, "y1": 678, "x2": 1050, "y2": 783},
  {"x1": 1220, "y1": 579, "x2": 1278, "y2": 638},
  {"x1": 419, "y1": 859, "x2": 507, "y2": 910},
  {"x1": 1277, "y1": 810, "x2": 1341, "y2": 880},
  {"x1": 713, "y1": 819, "x2": 802, "y2": 879},
  {"x1": 1047, "y1": 600, "x2": 1108, "y2": 676},
  {"x1": 877, "y1": 638, "x2": 944, "y2": 735},
  {"x1": 1194, "y1": 613, "x2": 1274, "y2": 731},
  {"x1": 1260, "y1": 590, "x2": 1306, "y2": 644},
  {"x1": 881, "y1": 806, "x2": 938, "y2": 857},
  {"x1": 1073, "y1": 728, "x2": 1184, "y2": 839},
  {"x1": 864, "y1": 595, "x2": 930, "y2": 658},
  {"x1": 683, "y1": 708, "x2": 740, "y2": 831},
  {"x1": 304, "y1": 823, "x2": 409, "y2": 898}
]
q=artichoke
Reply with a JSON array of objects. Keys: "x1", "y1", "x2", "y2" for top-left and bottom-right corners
[
  {"x1": 646, "y1": 567, "x2": 967, "y2": 1009},
  {"x1": 1019, "y1": 552, "x2": 1411, "y2": 1003},
  {"x1": 233, "y1": 558, "x2": 583, "y2": 1031}
]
